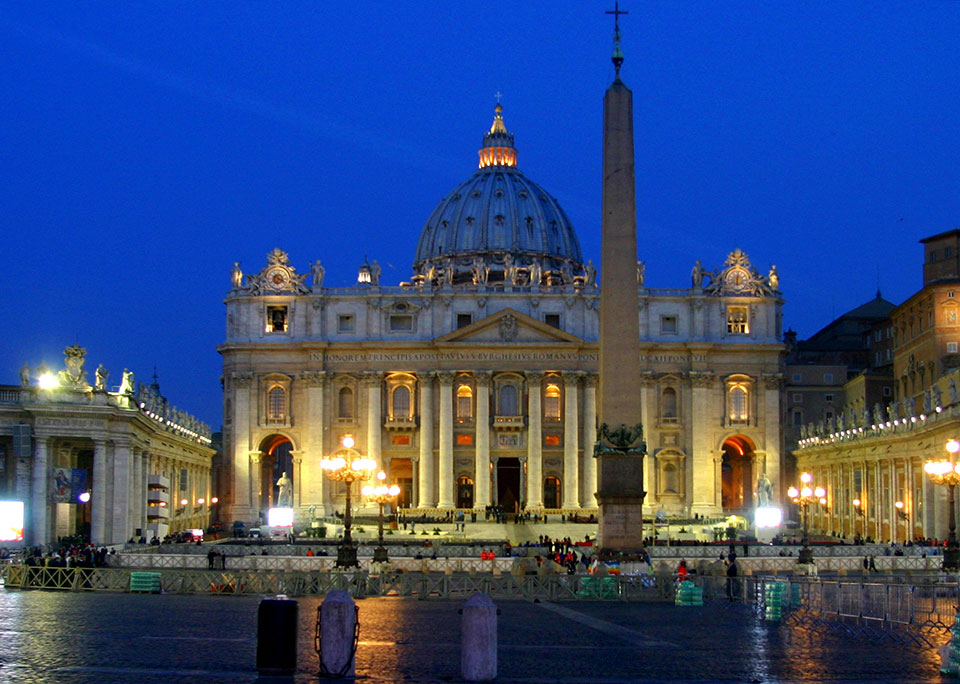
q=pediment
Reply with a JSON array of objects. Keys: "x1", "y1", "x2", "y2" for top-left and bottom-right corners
[{"x1": 435, "y1": 308, "x2": 583, "y2": 345}]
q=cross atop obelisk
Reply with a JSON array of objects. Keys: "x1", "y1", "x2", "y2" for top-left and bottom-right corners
[
  {"x1": 605, "y1": 2, "x2": 628, "y2": 77},
  {"x1": 595, "y1": 3, "x2": 647, "y2": 553}
]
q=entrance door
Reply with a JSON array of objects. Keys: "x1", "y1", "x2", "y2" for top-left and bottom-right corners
[
  {"x1": 544, "y1": 476, "x2": 561, "y2": 508},
  {"x1": 496, "y1": 458, "x2": 521, "y2": 514},
  {"x1": 721, "y1": 436, "x2": 754, "y2": 512},
  {"x1": 457, "y1": 476, "x2": 474, "y2": 508}
]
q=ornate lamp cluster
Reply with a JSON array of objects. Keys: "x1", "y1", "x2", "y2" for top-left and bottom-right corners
[
  {"x1": 362, "y1": 471, "x2": 401, "y2": 563},
  {"x1": 787, "y1": 472, "x2": 826, "y2": 565},
  {"x1": 923, "y1": 439, "x2": 960, "y2": 571}
]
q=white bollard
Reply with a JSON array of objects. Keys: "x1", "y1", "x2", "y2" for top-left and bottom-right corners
[
  {"x1": 319, "y1": 589, "x2": 357, "y2": 677},
  {"x1": 461, "y1": 593, "x2": 498, "y2": 681}
]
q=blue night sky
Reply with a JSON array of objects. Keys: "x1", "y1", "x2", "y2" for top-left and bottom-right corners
[{"x1": 2, "y1": 2, "x2": 959, "y2": 429}]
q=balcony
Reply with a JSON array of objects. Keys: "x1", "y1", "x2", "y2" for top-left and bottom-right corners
[
  {"x1": 384, "y1": 415, "x2": 417, "y2": 431},
  {"x1": 493, "y1": 415, "x2": 525, "y2": 431}
]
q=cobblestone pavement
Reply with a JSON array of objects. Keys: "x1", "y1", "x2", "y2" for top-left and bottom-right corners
[{"x1": 0, "y1": 591, "x2": 945, "y2": 683}]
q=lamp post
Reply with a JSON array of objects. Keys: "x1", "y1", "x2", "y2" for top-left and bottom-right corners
[
  {"x1": 320, "y1": 436, "x2": 377, "y2": 569},
  {"x1": 362, "y1": 470, "x2": 401, "y2": 563},
  {"x1": 923, "y1": 439, "x2": 960, "y2": 572},
  {"x1": 787, "y1": 472, "x2": 826, "y2": 565}
]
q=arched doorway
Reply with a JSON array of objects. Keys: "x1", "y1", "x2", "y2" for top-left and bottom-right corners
[
  {"x1": 457, "y1": 476, "x2": 474, "y2": 508},
  {"x1": 257, "y1": 434, "x2": 293, "y2": 515},
  {"x1": 721, "y1": 435, "x2": 756, "y2": 513},
  {"x1": 496, "y1": 458, "x2": 521, "y2": 514}
]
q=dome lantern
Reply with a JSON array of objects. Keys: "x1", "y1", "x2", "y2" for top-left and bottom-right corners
[{"x1": 478, "y1": 103, "x2": 517, "y2": 169}]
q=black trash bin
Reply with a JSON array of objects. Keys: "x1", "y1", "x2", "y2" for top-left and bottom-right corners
[{"x1": 257, "y1": 597, "x2": 299, "y2": 675}]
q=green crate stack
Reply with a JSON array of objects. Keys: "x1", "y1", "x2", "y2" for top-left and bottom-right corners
[
  {"x1": 598, "y1": 576, "x2": 618, "y2": 598},
  {"x1": 944, "y1": 612, "x2": 960, "y2": 675},
  {"x1": 577, "y1": 576, "x2": 597, "y2": 598},
  {"x1": 764, "y1": 582, "x2": 786, "y2": 621},
  {"x1": 129, "y1": 571, "x2": 162, "y2": 593},
  {"x1": 675, "y1": 580, "x2": 703, "y2": 606}
]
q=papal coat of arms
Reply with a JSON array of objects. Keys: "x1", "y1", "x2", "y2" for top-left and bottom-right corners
[{"x1": 498, "y1": 314, "x2": 518, "y2": 341}]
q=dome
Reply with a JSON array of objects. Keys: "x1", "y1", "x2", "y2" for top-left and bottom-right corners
[{"x1": 412, "y1": 104, "x2": 585, "y2": 288}]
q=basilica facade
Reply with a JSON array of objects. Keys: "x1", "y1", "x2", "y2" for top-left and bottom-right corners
[{"x1": 220, "y1": 105, "x2": 785, "y2": 525}]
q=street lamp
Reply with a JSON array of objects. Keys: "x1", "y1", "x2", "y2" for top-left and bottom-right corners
[
  {"x1": 361, "y1": 470, "x2": 401, "y2": 563},
  {"x1": 923, "y1": 439, "x2": 960, "y2": 571},
  {"x1": 320, "y1": 435, "x2": 377, "y2": 569},
  {"x1": 787, "y1": 472, "x2": 826, "y2": 565}
]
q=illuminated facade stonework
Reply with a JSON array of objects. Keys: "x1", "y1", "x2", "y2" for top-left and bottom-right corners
[
  {"x1": 220, "y1": 106, "x2": 785, "y2": 524},
  {"x1": 0, "y1": 348, "x2": 214, "y2": 546}
]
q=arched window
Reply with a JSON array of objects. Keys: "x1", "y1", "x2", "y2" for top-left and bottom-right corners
[
  {"x1": 544, "y1": 384, "x2": 561, "y2": 421},
  {"x1": 544, "y1": 476, "x2": 561, "y2": 508},
  {"x1": 457, "y1": 385, "x2": 473, "y2": 421},
  {"x1": 728, "y1": 386, "x2": 748, "y2": 423},
  {"x1": 499, "y1": 385, "x2": 518, "y2": 416},
  {"x1": 267, "y1": 386, "x2": 285, "y2": 423},
  {"x1": 338, "y1": 387, "x2": 354, "y2": 419},
  {"x1": 662, "y1": 387, "x2": 677, "y2": 422},
  {"x1": 392, "y1": 385, "x2": 410, "y2": 418}
]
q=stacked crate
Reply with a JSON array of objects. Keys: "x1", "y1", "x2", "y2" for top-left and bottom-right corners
[
  {"x1": 675, "y1": 580, "x2": 703, "y2": 606},
  {"x1": 129, "y1": 572, "x2": 162, "y2": 593}
]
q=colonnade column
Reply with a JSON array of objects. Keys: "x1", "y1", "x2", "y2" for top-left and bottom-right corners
[
  {"x1": 112, "y1": 439, "x2": 132, "y2": 545},
  {"x1": 92, "y1": 439, "x2": 107, "y2": 544},
  {"x1": 474, "y1": 372, "x2": 491, "y2": 508},
  {"x1": 418, "y1": 373, "x2": 435, "y2": 507},
  {"x1": 365, "y1": 372, "x2": 382, "y2": 467},
  {"x1": 250, "y1": 453, "x2": 263, "y2": 521},
  {"x1": 582, "y1": 375, "x2": 598, "y2": 508},
  {"x1": 562, "y1": 371, "x2": 580, "y2": 509},
  {"x1": 526, "y1": 372, "x2": 543, "y2": 508},
  {"x1": 290, "y1": 453, "x2": 303, "y2": 509},
  {"x1": 31, "y1": 435, "x2": 49, "y2": 547},
  {"x1": 437, "y1": 372, "x2": 455, "y2": 509}
]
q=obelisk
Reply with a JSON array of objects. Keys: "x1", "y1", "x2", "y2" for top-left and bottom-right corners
[{"x1": 595, "y1": 4, "x2": 647, "y2": 552}]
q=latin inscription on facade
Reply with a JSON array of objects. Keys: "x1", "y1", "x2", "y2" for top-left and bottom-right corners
[{"x1": 309, "y1": 351, "x2": 706, "y2": 364}]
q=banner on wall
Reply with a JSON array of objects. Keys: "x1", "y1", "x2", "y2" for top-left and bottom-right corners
[{"x1": 51, "y1": 468, "x2": 88, "y2": 504}]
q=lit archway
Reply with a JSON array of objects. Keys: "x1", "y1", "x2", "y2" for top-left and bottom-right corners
[
  {"x1": 257, "y1": 434, "x2": 294, "y2": 513},
  {"x1": 721, "y1": 435, "x2": 756, "y2": 512}
]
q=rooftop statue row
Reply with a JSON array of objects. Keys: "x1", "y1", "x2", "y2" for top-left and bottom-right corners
[{"x1": 18, "y1": 345, "x2": 211, "y2": 442}]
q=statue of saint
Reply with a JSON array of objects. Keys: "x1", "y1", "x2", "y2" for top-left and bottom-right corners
[
  {"x1": 370, "y1": 260, "x2": 382, "y2": 286},
  {"x1": 560, "y1": 261, "x2": 573, "y2": 285},
  {"x1": 119, "y1": 369, "x2": 135, "y2": 395},
  {"x1": 311, "y1": 260, "x2": 325, "y2": 289},
  {"x1": 231, "y1": 262, "x2": 243, "y2": 289},
  {"x1": 691, "y1": 260, "x2": 705, "y2": 287},
  {"x1": 276, "y1": 471, "x2": 292, "y2": 507},
  {"x1": 636, "y1": 260, "x2": 646, "y2": 286},
  {"x1": 503, "y1": 254, "x2": 516, "y2": 285},
  {"x1": 768, "y1": 265, "x2": 779, "y2": 291},
  {"x1": 19, "y1": 363, "x2": 31, "y2": 387},
  {"x1": 756, "y1": 472, "x2": 772, "y2": 506},
  {"x1": 584, "y1": 259, "x2": 597, "y2": 288},
  {"x1": 529, "y1": 260, "x2": 542, "y2": 287},
  {"x1": 95, "y1": 364, "x2": 109, "y2": 391}
]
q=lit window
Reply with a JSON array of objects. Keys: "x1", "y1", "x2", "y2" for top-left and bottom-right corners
[
  {"x1": 267, "y1": 386, "x2": 285, "y2": 423},
  {"x1": 499, "y1": 385, "x2": 518, "y2": 416},
  {"x1": 662, "y1": 388, "x2": 677, "y2": 422},
  {"x1": 661, "y1": 316, "x2": 678, "y2": 334},
  {"x1": 544, "y1": 384, "x2": 561, "y2": 421},
  {"x1": 266, "y1": 306, "x2": 288, "y2": 333},
  {"x1": 792, "y1": 373, "x2": 802, "y2": 382},
  {"x1": 338, "y1": 387, "x2": 354, "y2": 419},
  {"x1": 949, "y1": 342, "x2": 958, "y2": 354},
  {"x1": 392, "y1": 386, "x2": 411, "y2": 418},
  {"x1": 728, "y1": 385, "x2": 748, "y2": 422},
  {"x1": 544, "y1": 434, "x2": 561, "y2": 446},
  {"x1": 726, "y1": 306, "x2": 749, "y2": 334},
  {"x1": 338, "y1": 315, "x2": 355, "y2": 333},
  {"x1": 457, "y1": 385, "x2": 473, "y2": 421},
  {"x1": 824, "y1": 373, "x2": 834, "y2": 383}
]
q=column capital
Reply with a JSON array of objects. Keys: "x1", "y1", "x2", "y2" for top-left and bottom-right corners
[
  {"x1": 525, "y1": 371, "x2": 544, "y2": 385},
  {"x1": 249, "y1": 451, "x2": 263, "y2": 465},
  {"x1": 232, "y1": 371, "x2": 255, "y2": 387},
  {"x1": 584, "y1": 374, "x2": 599, "y2": 389},
  {"x1": 298, "y1": 370, "x2": 327, "y2": 386},
  {"x1": 561, "y1": 370, "x2": 583, "y2": 384},
  {"x1": 361, "y1": 371, "x2": 383, "y2": 387},
  {"x1": 474, "y1": 370, "x2": 493, "y2": 384},
  {"x1": 437, "y1": 371, "x2": 457, "y2": 385}
]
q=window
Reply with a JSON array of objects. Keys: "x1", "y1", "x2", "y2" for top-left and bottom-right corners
[
  {"x1": 824, "y1": 393, "x2": 834, "y2": 402},
  {"x1": 728, "y1": 385, "x2": 748, "y2": 423},
  {"x1": 457, "y1": 313, "x2": 473, "y2": 329},
  {"x1": 266, "y1": 306, "x2": 288, "y2": 333},
  {"x1": 882, "y1": 386, "x2": 892, "y2": 397},
  {"x1": 792, "y1": 410, "x2": 803, "y2": 426},
  {"x1": 792, "y1": 393, "x2": 803, "y2": 403},
  {"x1": 456, "y1": 434, "x2": 473, "y2": 446},
  {"x1": 825, "y1": 410, "x2": 834, "y2": 421},
  {"x1": 824, "y1": 373, "x2": 834, "y2": 383},
  {"x1": 267, "y1": 386, "x2": 285, "y2": 423},
  {"x1": 544, "y1": 434, "x2": 561, "y2": 446},
  {"x1": 457, "y1": 385, "x2": 473, "y2": 421},
  {"x1": 792, "y1": 373, "x2": 802, "y2": 382},
  {"x1": 499, "y1": 385, "x2": 519, "y2": 416},
  {"x1": 391, "y1": 434, "x2": 410, "y2": 446},
  {"x1": 544, "y1": 384, "x2": 561, "y2": 421},
  {"x1": 663, "y1": 463, "x2": 679, "y2": 494},
  {"x1": 338, "y1": 387, "x2": 354, "y2": 419},
  {"x1": 338, "y1": 314, "x2": 355, "y2": 333},
  {"x1": 392, "y1": 385, "x2": 411, "y2": 417},
  {"x1": 949, "y1": 342, "x2": 959, "y2": 354},
  {"x1": 662, "y1": 387, "x2": 678, "y2": 422},
  {"x1": 726, "y1": 306, "x2": 749, "y2": 334},
  {"x1": 660, "y1": 315, "x2": 678, "y2": 334},
  {"x1": 544, "y1": 313, "x2": 561, "y2": 329},
  {"x1": 951, "y1": 292, "x2": 956, "y2": 299},
  {"x1": 930, "y1": 250, "x2": 938, "y2": 263},
  {"x1": 390, "y1": 314, "x2": 413, "y2": 332}
]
